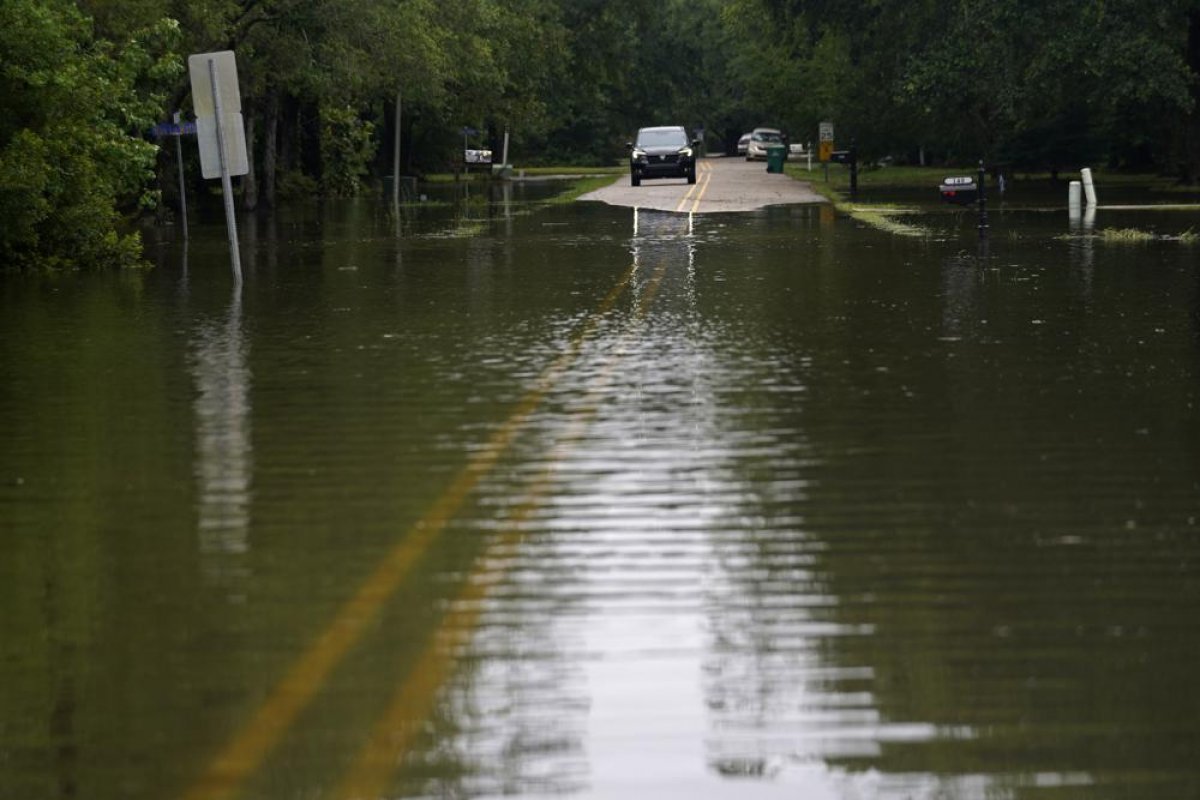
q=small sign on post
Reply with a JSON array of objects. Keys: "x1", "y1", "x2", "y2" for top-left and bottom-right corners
[
  {"x1": 818, "y1": 121, "x2": 834, "y2": 162},
  {"x1": 152, "y1": 121, "x2": 198, "y2": 137},
  {"x1": 189, "y1": 50, "x2": 246, "y2": 283},
  {"x1": 464, "y1": 149, "x2": 492, "y2": 164}
]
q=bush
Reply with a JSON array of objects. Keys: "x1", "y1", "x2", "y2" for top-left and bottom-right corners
[{"x1": 0, "y1": 2, "x2": 180, "y2": 269}]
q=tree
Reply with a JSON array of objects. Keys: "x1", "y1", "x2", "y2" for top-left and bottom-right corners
[
  {"x1": 734, "y1": 0, "x2": 1194, "y2": 171},
  {"x1": 0, "y1": 0, "x2": 181, "y2": 268}
]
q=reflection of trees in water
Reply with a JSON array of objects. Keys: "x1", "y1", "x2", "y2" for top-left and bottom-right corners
[
  {"x1": 793, "y1": 232, "x2": 1200, "y2": 796},
  {"x1": 694, "y1": 351, "x2": 901, "y2": 788},
  {"x1": 191, "y1": 289, "x2": 252, "y2": 601}
]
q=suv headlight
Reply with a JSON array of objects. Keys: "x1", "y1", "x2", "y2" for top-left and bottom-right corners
[
  {"x1": 631, "y1": 148, "x2": 646, "y2": 161},
  {"x1": 678, "y1": 147, "x2": 693, "y2": 158}
]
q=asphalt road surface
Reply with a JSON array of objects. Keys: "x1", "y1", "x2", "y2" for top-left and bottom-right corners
[{"x1": 578, "y1": 155, "x2": 826, "y2": 213}]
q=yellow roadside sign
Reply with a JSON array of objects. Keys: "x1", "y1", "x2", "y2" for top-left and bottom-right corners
[{"x1": 819, "y1": 140, "x2": 834, "y2": 162}]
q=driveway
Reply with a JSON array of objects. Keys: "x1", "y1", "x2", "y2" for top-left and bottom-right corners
[{"x1": 578, "y1": 156, "x2": 826, "y2": 213}]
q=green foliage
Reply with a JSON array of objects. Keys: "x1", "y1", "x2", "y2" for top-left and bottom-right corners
[
  {"x1": 0, "y1": 0, "x2": 180, "y2": 269},
  {"x1": 7, "y1": 0, "x2": 1200, "y2": 271},
  {"x1": 320, "y1": 105, "x2": 375, "y2": 196},
  {"x1": 731, "y1": 0, "x2": 1195, "y2": 170}
]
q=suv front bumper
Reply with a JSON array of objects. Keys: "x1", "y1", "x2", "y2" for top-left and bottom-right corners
[{"x1": 632, "y1": 154, "x2": 694, "y2": 178}]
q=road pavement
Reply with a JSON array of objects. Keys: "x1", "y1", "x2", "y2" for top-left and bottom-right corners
[{"x1": 578, "y1": 155, "x2": 826, "y2": 213}]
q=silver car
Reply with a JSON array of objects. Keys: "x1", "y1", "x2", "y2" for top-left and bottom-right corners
[{"x1": 745, "y1": 127, "x2": 784, "y2": 161}]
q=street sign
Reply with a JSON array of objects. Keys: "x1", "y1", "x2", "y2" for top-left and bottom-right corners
[
  {"x1": 188, "y1": 49, "x2": 246, "y2": 281},
  {"x1": 819, "y1": 121, "x2": 834, "y2": 142},
  {"x1": 196, "y1": 113, "x2": 249, "y2": 179},
  {"x1": 152, "y1": 121, "x2": 197, "y2": 137},
  {"x1": 188, "y1": 51, "x2": 248, "y2": 179},
  {"x1": 189, "y1": 51, "x2": 242, "y2": 117}
]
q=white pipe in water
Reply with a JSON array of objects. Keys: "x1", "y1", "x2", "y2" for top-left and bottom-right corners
[
  {"x1": 1081, "y1": 168, "x2": 1097, "y2": 206},
  {"x1": 1069, "y1": 181, "x2": 1082, "y2": 218}
]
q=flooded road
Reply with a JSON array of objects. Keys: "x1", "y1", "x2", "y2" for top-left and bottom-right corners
[
  {"x1": 3, "y1": 183, "x2": 1200, "y2": 800},
  {"x1": 580, "y1": 157, "x2": 825, "y2": 212}
]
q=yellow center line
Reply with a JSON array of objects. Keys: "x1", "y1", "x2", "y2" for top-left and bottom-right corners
[
  {"x1": 687, "y1": 163, "x2": 713, "y2": 215},
  {"x1": 673, "y1": 161, "x2": 710, "y2": 214},
  {"x1": 178, "y1": 261, "x2": 641, "y2": 800},
  {"x1": 333, "y1": 258, "x2": 674, "y2": 800}
]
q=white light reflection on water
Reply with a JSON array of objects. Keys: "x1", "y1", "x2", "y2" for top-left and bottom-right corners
[
  {"x1": 190, "y1": 287, "x2": 253, "y2": 602},
  {"x1": 439, "y1": 209, "x2": 941, "y2": 799},
  {"x1": 416, "y1": 207, "x2": 1066, "y2": 800}
]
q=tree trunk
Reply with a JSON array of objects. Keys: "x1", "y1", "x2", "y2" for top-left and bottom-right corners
[
  {"x1": 280, "y1": 95, "x2": 296, "y2": 178},
  {"x1": 242, "y1": 103, "x2": 258, "y2": 211},
  {"x1": 263, "y1": 89, "x2": 279, "y2": 208}
]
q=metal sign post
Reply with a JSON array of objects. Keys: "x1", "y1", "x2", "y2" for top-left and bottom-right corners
[
  {"x1": 208, "y1": 56, "x2": 241, "y2": 282},
  {"x1": 173, "y1": 111, "x2": 189, "y2": 240},
  {"x1": 189, "y1": 51, "x2": 248, "y2": 283},
  {"x1": 152, "y1": 115, "x2": 198, "y2": 240}
]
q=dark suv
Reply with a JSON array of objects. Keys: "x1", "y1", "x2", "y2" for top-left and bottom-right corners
[{"x1": 628, "y1": 126, "x2": 698, "y2": 186}]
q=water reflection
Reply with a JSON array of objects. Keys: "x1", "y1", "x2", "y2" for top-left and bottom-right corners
[
  {"x1": 7, "y1": 190, "x2": 1200, "y2": 799},
  {"x1": 441, "y1": 206, "x2": 911, "y2": 797},
  {"x1": 1068, "y1": 205, "x2": 1096, "y2": 289},
  {"x1": 190, "y1": 286, "x2": 253, "y2": 601}
]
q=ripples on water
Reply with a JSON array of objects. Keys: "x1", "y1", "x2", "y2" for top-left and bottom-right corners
[{"x1": 1, "y1": 194, "x2": 1199, "y2": 799}]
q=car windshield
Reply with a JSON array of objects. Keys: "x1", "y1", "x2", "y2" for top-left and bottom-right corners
[
  {"x1": 753, "y1": 131, "x2": 782, "y2": 143},
  {"x1": 637, "y1": 129, "x2": 687, "y2": 148}
]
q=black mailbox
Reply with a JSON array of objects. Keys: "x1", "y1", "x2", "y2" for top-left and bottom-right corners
[
  {"x1": 940, "y1": 176, "x2": 978, "y2": 205},
  {"x1": 830, "y1": 149, "x2": 852, "y2": 165}
]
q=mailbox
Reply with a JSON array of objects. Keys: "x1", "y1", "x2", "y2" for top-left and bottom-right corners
[
  {"x1": 940, "y1": 176, "x2": 978, "y2": 205},
  {"x1": 830, "y1": 149, "x2": 853, "y2": 165}
]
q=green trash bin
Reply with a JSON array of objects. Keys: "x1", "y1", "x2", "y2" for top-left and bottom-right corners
[{"x1": 765, "y1": 144, "x2": 787, "y2": 173}]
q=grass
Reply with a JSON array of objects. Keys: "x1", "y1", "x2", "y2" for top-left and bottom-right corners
[
  {"x1": 793, "y1": 165, "x2": 932, "y2": 237},
  {"x1": 789, "y1": 161, "x2": 1200, "y2": 239},
  {"x1": 1057, "y1": 227, "x2": 1200, "y2": 244},
  {"x1": 799, "y1": 163, "x2": 950, "y2": 191},
  {"x1": 418, "y1": 174, "x2": 620, "y2": 238},
  {"x1": 800, "y1": 161, "x2": 1200, "y2": 197},
  {"x1": 513, "y1": 165, "x2": 624, "y2": 177},
  {"x1": 836, "y1": 204, "x2": 928, "y2": 237},
  {"x1": 423, "y1": 165, "x2": 623, "y2": 183},
  {"x1": 1097, "y1": 228, "x2": 1158, "y2": 243},
  {"x1": 543, "y1": 174, "x2": 622, "y2": 204}
]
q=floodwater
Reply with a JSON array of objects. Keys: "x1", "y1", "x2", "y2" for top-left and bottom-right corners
[{"x1": 3, "y1": 176, "x2": 1200, "y2": 800}]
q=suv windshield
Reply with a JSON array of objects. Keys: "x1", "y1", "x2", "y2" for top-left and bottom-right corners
[
  {"x1": 752, "y1": 131, "x2": 782, "y2": 143},
  {"x1": 637, "y1": 128, "x2": 688, "y2": 148}
]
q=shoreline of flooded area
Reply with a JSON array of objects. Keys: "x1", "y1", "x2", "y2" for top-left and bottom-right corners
[{"x1": 2, "y1": 193, "x2": 1199, "y2": 800}]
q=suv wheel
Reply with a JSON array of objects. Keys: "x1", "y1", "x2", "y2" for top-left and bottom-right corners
[
  {"x1": 631, "y1": 168, "x2": 641, "y2": 187},
  {"x1": 687, "y1": 168, "x2": 697, "y2": 185}
]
